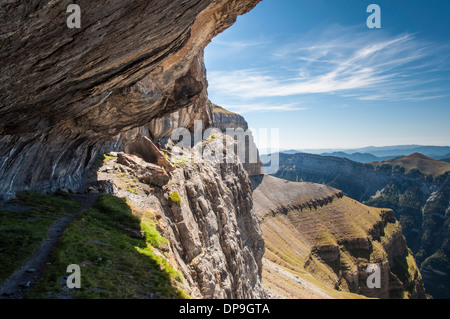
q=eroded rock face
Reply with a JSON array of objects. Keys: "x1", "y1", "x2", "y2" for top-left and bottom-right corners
[
  {"x1": 116, "y1": 152, "x2": 170, "y2": 187},
  {"x1": 0, "y1": 0, "x2": 261, "y2": 200},
  {"x1": 96, "y1": 134, "x2": 266, "y2": 298},
  {"x1": 146, "y1": 98, "x2": 263, "y2": 176},
  {"x1": 146, "y1": 52, "x2": 214, "y2": 141},
  {"x1": 212, "y1": 102, "x2": 262, "y2": 176},
  {"x1": 252, "y1": 174, "x2": 426, "y2": 299},
  {"x1": 211, "y1": 102, "x2": 249, "y2": 132}
]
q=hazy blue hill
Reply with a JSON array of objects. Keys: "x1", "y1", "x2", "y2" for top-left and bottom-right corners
[
  {"x1": 320, "y1": 151, "x2": 394, "y2": 163},
  {"x1": 281, "y1": 145, "x2": 450, "y2": 161},
  {"x1": 281, "y1": 149, "x2": 305, "y2": 155},
  {"x1": 346, "y1": 145, "x2": 422, "y2": 153},
  {"x1": 437, "y1": 153, "x2": 450, "y2": 160},
  {"x1": 350, "y1": 145, "x2": 450, "y2": 158},
  {"x1": 408, "y1": 146, "x2": 450, "y2": 157}
]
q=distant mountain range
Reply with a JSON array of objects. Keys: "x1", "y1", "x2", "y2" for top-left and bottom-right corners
[
  {"x1": 278, "y1": 145, "x2": 450, "y2": 163},
  {"x1": 319, "y1": 152, "x2": 393, "y2": 163}
]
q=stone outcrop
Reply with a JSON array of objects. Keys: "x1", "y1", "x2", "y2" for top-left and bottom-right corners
[
  {"x1": 124, "y1": 136, "x2": 175, "y2": 173},
  {"x1": 94, "y1": 133, "x2": 266, "y2": 298},
  {"x1": 251, "y1": 174, "x2": 426, "y2": 299},
  {"x1": 211, "y1": 102, "x2": 249, "y2": 132},
  {"x1": 145, "y1": 99, "x2": 263, "y2": 176},
  {"x1": 212, "y1": 102, "x2": 262, "y2": 176},
  {"x1": 116, "y1": 152, "x2": 170, "y2": 187},
  {"x1": 0, "y1": 0, "x2": 261, "y2": 201}
]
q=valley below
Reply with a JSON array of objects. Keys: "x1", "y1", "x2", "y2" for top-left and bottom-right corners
[
  {"x1": 251, "y1": 174, "x2": 425, "y2": 299},
  {"x1": 267, "y1": 151, "x2": 450, "y2": 298}
]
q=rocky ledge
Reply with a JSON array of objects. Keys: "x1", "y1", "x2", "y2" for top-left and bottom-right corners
[{"x1": 89, "y1": 133, "x2": 266, "y2": 298}]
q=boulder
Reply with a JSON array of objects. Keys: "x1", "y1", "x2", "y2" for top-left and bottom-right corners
[
  {"x1": 125, "y1": 136, "x2": 175, "y2": 172},
  {"x1": 117, "y1": 152, "x2": 170, "y2": 187}
]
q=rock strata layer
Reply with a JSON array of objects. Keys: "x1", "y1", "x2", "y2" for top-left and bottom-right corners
[
  {"x1": 0, "y1": 0, "x2": 261, "y2": 201},
  {"x1": 94, "y1": 134, "x2": 266, "y2": 298},
  {"x1": 251, "y1": 174, "x2": 426, "y2": 299}
]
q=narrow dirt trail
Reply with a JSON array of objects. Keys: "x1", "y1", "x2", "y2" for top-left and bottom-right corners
[{"x1": 0, "y1": 194, "x2": 98, "y2": 299}]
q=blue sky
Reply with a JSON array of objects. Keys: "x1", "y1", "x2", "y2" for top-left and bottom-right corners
[{"x1": 204, "y1": 0, "x2": 450, "y2": 151}]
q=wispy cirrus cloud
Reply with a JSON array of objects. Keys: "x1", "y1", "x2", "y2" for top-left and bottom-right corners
[
  {"x1": 210, "y1": 38, "x2": 270, "y2": 51},
  {"x1": 207, "y1": 25, "x2": 450, "y2": 104},
  {"x1": 221, "y1": 102, "x2": 309, "y2": 114}
]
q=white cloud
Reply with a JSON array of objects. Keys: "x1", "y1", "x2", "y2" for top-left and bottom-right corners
[
  {"x1": 210, "y1": 38, "x2": 269, "y2": 50},
  {"x1": 220, "y1": 102, "x2": 309, "y2": 114},
  {"x1": 207, "y1": 26, "x2": 449, "y2": 104}
]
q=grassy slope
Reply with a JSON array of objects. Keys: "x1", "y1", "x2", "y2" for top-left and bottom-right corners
[
  {"x1": 1, "y1": 153, "x2": 189, "y2": 299},
  {"x1": 0, "y1": 191, "x2": 82, "y2": 283},
  {"x1": 371, "y1": 153, "x2": 450, "y2": 177},
  {"x1": 260, "y1": 196, "x2": 384, "y2": 297},
  {"x1": 27, "y1": 194, "x2": 187, "y2": 299}
]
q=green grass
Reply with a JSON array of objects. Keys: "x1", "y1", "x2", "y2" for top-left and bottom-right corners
[
  {"x1": 141, "y1": 221, "x2": 169, "y2": 249},
  {"x1": 0, "y1": 209, "x2": 57, "y2": 283},
  {"x1": 0, "y1": 191, "x2": 82, "y2": 283},
  {"x1": 169, "y1": 191, "x2": 181, "y2": 205},
  {"x1": 164, "y1": 151, "x2": 192, "y2": 168},
  {"x1": 27, "y1": 194, "x2": 187, "y2": 299},
  {"x1": 212, "y1": 104, "x2": 237, "y2": 115},
  {"x1": 93, "y1": 153, "x2": 117, "y2": 168},
  {"x1": 13, "y1": 190, "x2": 82, "y2": 214},
  {"x1": 126, "y1": 184, "x2": 139, "y2": 195}
]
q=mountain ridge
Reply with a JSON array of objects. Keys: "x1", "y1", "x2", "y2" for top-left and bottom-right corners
[
  {"x1": 370, "y1": 153, "x2": 450, "y2": 178},
  {"x1": 251, "y1": 174, "x2": 426, "y2": 299},
  {"x1": 278, "y1": 145, "x2": 450, "y2": 162},
  {"x1": 269, "y1": 150, "x2": 450, "y2": 298}
]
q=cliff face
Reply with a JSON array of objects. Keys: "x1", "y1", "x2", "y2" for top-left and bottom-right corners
[
  {"x1": 92, "y1": 134, "x2": 266, "y2": 298},
  {"x1": 271, "y1": 152, "x2": 450, "y2": 298},
  {"x1": 146, "y1": 51, "x2": 214, "y2": 141},
  {"x1": 147, "y1": 99, "x2": 263, "y2": 176},
  {"x1": 251, "y1": 174, "x2": 426, "y2": 299},
  {"x1": 0, "y1": 0, "x2": 261, "y2": 201},
  {"x1": 269, "y1": 153, "x2": 392, "y2": 201},
  {"x1": 211, "y1": 102, "x2": 262, "y2": 176},
  {"x1": 211, "y1": 102, "x2": 249, "y2": 131}
]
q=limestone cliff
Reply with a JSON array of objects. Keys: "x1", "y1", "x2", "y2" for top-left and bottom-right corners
[
  {"x1": 211, "y1": 102, "x2": 249, "y2": 131},
  {"x1": 212, "y1": 102, "x2": 262, "y2": 176},
  {"x1": 91, "y1": 134, "x2": 265, "y2": 298},
  {"x1": 145, "y1": 98, "x2": 262, "y2": 176},
  {"x1": 146, "y1": 51, "x2": 214, "y2": 141},
  {"x1": 0, "y1": 0, "x2": 261, "y2": 201},
  {"x1": 251, "y1": 174, "x2": 426, "y2": 299}
]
